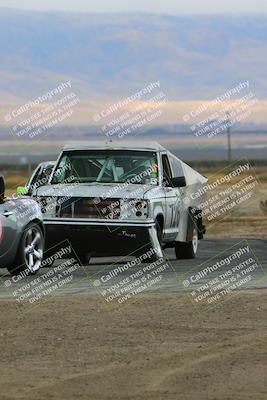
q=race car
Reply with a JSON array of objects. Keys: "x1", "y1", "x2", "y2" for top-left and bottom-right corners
[
  {"x1": 0, "y1": 176, "x2": 45, "y2": 276},
  {"x1": 33, "y1": 141, "x2": 208, "y2": 264},
  {"x1": 17, "y1": 161, "x2": 55, "y2": 195}
]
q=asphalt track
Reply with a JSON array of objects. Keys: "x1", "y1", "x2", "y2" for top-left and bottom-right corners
[{"x1": 0, "y1": 239, "x2": 266, "y2": 304}]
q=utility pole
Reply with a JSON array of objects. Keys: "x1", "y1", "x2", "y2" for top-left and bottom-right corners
[{"x1": 226, "y1": 111, "x2": 232, "y2": 162}]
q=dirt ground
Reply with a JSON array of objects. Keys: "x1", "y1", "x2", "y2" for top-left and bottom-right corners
[{"x1": 0, "y1": 290, "x2": 266, "y2": 400}]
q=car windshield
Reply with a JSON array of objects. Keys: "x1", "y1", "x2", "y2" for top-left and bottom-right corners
[{"x1": 51, "y1": 150, "x2": 158, "y2": 185}]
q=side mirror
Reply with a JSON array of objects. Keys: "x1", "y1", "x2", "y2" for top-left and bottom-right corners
[
  {"x1": 17, "y1": 186, "x2": 29, "y2": 196},
  {"x1": 0, "y1": 176, "x2": 5, "y2": 204},
  {"x1": 171, "y1": 176, "x2": 186, "y2": 188}
]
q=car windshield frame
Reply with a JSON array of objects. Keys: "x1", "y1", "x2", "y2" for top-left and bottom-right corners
[{"x1": 50, "y1": 150, "x2": 159, "y2": 185}]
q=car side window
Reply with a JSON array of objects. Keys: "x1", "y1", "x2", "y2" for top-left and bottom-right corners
[
  {"x1": 162, "y1": 155, "x2": 173, "y2": 187},
  {"x1": 29, "y1": 167, "x2": 41, "y2": 189}
]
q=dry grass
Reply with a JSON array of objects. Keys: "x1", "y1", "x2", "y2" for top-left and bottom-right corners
[
  {"x1": 4, "y1": 171, "x2": 28, "y2": 190},
  {"x1": 202, "y1": 166, "x2": 267, "y2": 238}
]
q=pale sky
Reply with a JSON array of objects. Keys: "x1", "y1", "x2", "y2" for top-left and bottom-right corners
[{"x1": 0, "y1": 0, "x2": 266, "y2": 14}]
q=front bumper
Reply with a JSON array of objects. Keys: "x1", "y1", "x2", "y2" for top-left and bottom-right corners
[{"x1": 44, "y1": 218, "x2": 163, "y2": 258}]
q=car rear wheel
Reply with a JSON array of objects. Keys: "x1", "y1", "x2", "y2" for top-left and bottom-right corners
[
  {"x1": 175, "y1": 227, "x2": 198, "y2": 259},
  {"x1": 7, "y1": 223, "x2": 44, "y2": 276}
]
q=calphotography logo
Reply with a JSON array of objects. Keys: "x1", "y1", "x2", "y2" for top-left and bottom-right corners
[
  {"x1": 5, "y1": 81, "x2": 80, "y2": 141},
  {"x1": 88, "y1": 247, "x2": 174, "y2": 311},
  {"x1": 179, "y1": 241, "x2": 266, "y2": 313},
  {"x1": 94, "y1": 81, "x2": 169, "y2": 139}
]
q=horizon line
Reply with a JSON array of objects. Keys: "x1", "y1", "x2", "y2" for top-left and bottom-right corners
[{"x1": 0, "y1": 7, "x2": 266, "y2": 17}]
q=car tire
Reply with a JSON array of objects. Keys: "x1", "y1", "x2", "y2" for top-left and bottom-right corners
[
  {"x1": 7, "y1": 222, "x2": 44, "y2": 276},
  {"x1": 76, "y1": 252, "x2": 91, "y2": 266},
  {"x1": 175, "y1": 227, "x2": 198, "y2": 259},
  {"x1": 155, "y1": 219, "x2": 163, "y2": 245}
]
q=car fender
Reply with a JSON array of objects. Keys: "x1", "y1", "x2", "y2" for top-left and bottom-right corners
[
  {"x1": 13, "y1": 197, "x2": 43, "y2": 232},
  {"x1": 149, "y1": 199, "x2": 164, "y2": 223}
]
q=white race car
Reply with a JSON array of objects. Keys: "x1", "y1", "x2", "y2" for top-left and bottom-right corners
[{"x1": 33, "y1": 141, "x2": 207, "y2": 264}]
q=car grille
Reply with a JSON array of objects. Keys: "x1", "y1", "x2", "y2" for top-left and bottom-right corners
[{"x1": 58, "y1": 197, "x2": 121, "y2": 219}]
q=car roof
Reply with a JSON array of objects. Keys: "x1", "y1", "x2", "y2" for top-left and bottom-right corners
[
  {"x1": 63, "y1": 141, "x2": 166, "y2": 152},
  {"x1": 38, "y1": 161, "x2": 56, "y2": 168}
]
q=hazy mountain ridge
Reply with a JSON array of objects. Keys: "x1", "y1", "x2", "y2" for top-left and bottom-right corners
[{"x1": 0, "y1": 9, "x2": 267, "y2": 101}]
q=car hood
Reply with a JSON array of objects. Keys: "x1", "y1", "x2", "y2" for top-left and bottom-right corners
[{"x1": 34, "y1": 183, "x2": 161, "y2": 200}]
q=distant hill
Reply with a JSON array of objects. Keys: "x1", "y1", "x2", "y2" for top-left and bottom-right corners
[{"x1": 0, "y1": 9, "x2": 267, "y2": 101}]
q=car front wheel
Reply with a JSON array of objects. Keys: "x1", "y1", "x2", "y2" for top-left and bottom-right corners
[
  {"x1": 7, "y1": 222, "x2": 44, "y2": 276},
  {"x1": 175, "y1": 227, "x2": 198, "y2": 259}
]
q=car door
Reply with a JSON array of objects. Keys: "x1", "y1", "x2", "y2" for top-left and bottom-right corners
[
  {"x1": 161, "y1": 154, "x2": 181, "y2": 239},
  {"x1": 0, "y1": 201, "x2": 19, "y2": 259}
]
